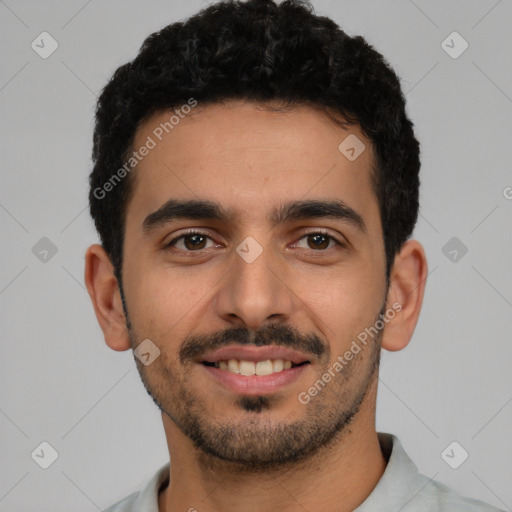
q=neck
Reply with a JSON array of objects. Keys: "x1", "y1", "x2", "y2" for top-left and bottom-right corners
[{"x1": 159, "y1": 379, "x2": 386, "y2": 512}]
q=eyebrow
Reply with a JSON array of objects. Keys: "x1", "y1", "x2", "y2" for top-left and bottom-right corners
[{"x1": 142, "y1": 198, "x2": 366, "y2": 235}]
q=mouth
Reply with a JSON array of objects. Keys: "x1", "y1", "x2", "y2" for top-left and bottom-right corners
[
  {"x1": 196, "y1": 345, "x2": 313, "y2": 395},
  {"x1": 201, "y1": 359, "x2": 310, "y2": 376}
]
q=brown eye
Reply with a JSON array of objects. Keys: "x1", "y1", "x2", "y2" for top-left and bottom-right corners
[
  {"x1": 165, "y1": 231, "x2": 215, "y2": 251},
  {"x1": 182, "y1": 234, "x2": 208, "y2": 250},
  {"x1": 307, "y1": 233, "x2": 331, "y2": 250},
  {"x1": 295, "y1": 232, "x2": 341, "y2": 251}
]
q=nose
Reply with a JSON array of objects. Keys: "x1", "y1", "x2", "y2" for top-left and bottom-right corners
[{"x1": 213, "y1": 237, "x2": 296, "y2": 331}]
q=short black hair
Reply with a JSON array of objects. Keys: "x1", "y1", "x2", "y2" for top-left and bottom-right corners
[{"x1": 89, "y1": 0, "x2": 420, "y2": 283}]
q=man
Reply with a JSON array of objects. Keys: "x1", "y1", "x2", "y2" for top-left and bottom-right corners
[{"x1": 84, "y1": 1, "x2": 503, "y2": 510}]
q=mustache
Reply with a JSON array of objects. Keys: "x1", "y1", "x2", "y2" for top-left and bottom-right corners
[{"x1": 179, "y1": 323, "x2": 326, "y2": 364}]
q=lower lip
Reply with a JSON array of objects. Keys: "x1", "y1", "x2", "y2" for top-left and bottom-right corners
[{"x1": 200, "y1": 363, "x2": 310, "y2": 396}]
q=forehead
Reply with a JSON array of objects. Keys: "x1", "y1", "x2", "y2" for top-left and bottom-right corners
[{"x1": 126, "y1": 100, "x2": 379, "y2": 233}]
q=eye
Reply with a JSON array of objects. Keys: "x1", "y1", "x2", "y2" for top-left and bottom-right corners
[
  {"x1": 165, "y1": 230, "x2": 217, "y2": 251},
  {"x1": 293, "y1": 231, "x2": 343, "y2": 251},
  {"x1": 164, "y1": 229, "x2": 345, "y2": 253}
]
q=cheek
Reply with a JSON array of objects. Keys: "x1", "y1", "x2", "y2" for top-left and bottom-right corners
[
  {"x1": 292, "y1": 263, "x2": 385, "y2": 347},
  {"x1": 125, "y1": 262, "x2": 222, "y2": 340}
]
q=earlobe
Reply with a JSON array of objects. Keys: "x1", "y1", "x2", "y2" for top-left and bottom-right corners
[
  {"x1": 84, "y1": 244, "x2": 131, "y2": 352},
  {"x1": 381, "y1": 240, "x2": 428, "y2": 352}
]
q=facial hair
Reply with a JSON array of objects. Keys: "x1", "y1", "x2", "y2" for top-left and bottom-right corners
[{"x1": 128, "y1": 307, "x2": 384, "y2": 473}]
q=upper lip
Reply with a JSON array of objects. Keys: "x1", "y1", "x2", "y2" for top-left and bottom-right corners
[{"x1": 197, "y1": 345, "x2": 312, "y2": 365}]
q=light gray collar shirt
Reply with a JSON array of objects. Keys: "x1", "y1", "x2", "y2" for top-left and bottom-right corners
[{"x1": 103, "y1": 432, "x2": 504, "y2": 511}]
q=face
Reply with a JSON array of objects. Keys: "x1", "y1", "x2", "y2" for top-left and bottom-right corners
[{"x1": 120, "y1": 100, "x2": 389, "y2": 470}]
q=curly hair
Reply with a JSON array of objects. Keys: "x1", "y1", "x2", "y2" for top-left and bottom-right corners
[{"x1": 89, "y1": 0, "x2": 420, "y2": 283}]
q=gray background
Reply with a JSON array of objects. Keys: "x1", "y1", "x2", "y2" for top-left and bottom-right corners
[{"x1": 1, "y1": 0, "x2": 511, "y2": 510}]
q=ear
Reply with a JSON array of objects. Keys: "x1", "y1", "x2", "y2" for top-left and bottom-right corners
[
  {"x1": 84, "y1": 244, "x2": 131, "y2": 351},
  {"x1": 381, "y1": 239, "x2": 428, "y2": 352}
]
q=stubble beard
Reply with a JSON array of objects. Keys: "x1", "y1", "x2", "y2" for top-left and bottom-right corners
[{"x1": 130, "y1": 322, "x2": 382, "y2": 473}]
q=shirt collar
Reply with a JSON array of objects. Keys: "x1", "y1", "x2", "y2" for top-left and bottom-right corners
[
  {"x1": 132, "y1": 460, "x2": 169, "y2": 512},
  {"x1": 355, "y1": 432, "x2": 427, "y2": 511},
  {"x1": 135, "y1": 432, "x2": 422, "y2": 511}
]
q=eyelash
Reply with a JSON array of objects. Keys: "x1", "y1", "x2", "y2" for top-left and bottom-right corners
[{"x1": 164, "y1": 228, "x2": 346, "y2": 253}]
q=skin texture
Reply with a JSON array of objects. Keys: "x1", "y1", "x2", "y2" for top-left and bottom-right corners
[{"x1": 85, "y1": 100, "x2": 428, "y2": 512}]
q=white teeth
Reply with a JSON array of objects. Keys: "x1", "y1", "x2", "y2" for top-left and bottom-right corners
[
  {"x1": 227, "y1": 359, "x2": 239, "y2": 374},
  {"x1": 239, "y1": 360, "x2": 255, "y2": 376},
  {"x1": 272, "y1": 359, "x2": 284, "y2": 372},
  {"x1": 213, "y1": 358, "x2": 300, "y2": 375},
  {"x1": 255, "y1": 360, "x2": 273, "y2": 376}
]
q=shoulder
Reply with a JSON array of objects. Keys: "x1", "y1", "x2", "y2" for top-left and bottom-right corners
[
  {"x1": 416, "y1": 476, "x2": 505, "y2": 512},
  {"x1": 359, "y1": 433, "x2": 505, "y2": 512},
  {"x1": 102, "y1": 492, "x2": 138, "y2": 512},
  {"x1": 102, "y1": 462, "x2": 170, "y2": 512}
]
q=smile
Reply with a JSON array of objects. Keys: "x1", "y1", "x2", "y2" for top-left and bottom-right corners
[{"x1": 202, "y1": 359, "x2": 310, "y2": 376}]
